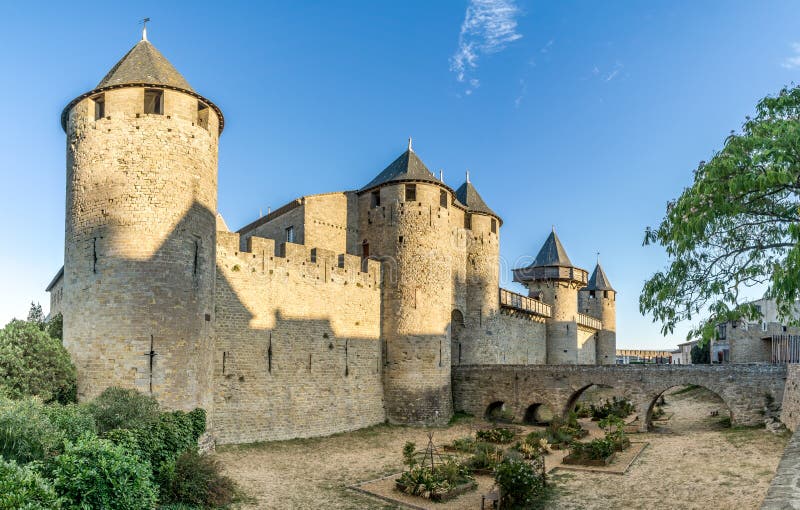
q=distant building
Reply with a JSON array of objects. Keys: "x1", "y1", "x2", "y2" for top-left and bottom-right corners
[
  {"x1": 674, "y1": 341, "x2": 697, "y2": 365},
  {"x1": 616, "y1": 349, "x2": 673, "y2": 364}
]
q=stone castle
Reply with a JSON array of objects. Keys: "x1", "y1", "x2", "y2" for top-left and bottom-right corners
[{"x1": 47, "y1": 34, "x2": 616, "y2": 445}]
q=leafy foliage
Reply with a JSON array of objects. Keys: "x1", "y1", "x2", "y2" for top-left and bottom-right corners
[
  {"x1": 0, "y1": 456, "x2": 62, "y2": 510},
  {"x1": 589, "y1": 397, "x2": 635, "y2": 420},
  {"x1": 691, "y1": 342, "x2": 711, "y2": 364},
  {"x1": 494, "y1": 457, "x2": 546, "y2": 509},
  {"x1": 89, "y1": 387, "x2": 161, "y2": 434},
  {"x1": 396, "y1": 457, "x2": 473, "y2": 500},
  {"x1": 51, "y1": 435, "x2": 158, "y2": 510},
  {"x1": 465, "y1": 442, "x2": 504, "y2": 471},
  {"x1": 475, "y1": 426, "x2": 515, "y2": 444},
  {"x1": 568, "y1": 437, "x2": 616, "y2": 461},
  {"x1": 161, "y1": 450, "x2": 238, "y2": 509},
  {"x1": 0, "y1": 398, "x2": 64, "y2": 464},
  {"x1": 641, "y1": 86, "x2": 800, "y2": 342},
  {"x1": 0, "y1": 320, "x2": 76, "y2": 404}
]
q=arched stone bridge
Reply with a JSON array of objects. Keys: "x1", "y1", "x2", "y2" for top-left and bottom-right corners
[{"x1": 452, "y1": 364, "x2": 788, "y2": 431}]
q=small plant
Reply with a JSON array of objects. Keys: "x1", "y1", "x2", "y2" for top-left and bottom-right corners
[
  {"x1": 590, "y1": 397, "x2": 634, "y2": 421},
  {"x1": 568, "y1": 437, "x2": 616, "y2": 462},
  {"x1": 476, "y1": 427, "x2": 515, "y2": 444},
  {"x1": 494, "y1": 457, "x2": 546, "y2": 509},
  {"x1": 449, "y1": 436, "x2": 475, "y2": 453},
  {"x1": 402, "y1": 441, "x2": 417, "y2": 467},
  {"x1": 465, "y1": 442, "x2": 504, "y2": 472},
  {"x1": 598, "y1": 415, "x2": 628, "y2": 451},
  {"x1": 396, "y1": 457, "x2": 474, "y2": 501}
]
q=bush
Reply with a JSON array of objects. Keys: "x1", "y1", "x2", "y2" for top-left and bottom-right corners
[
  {"x1": 0, "y1": 398, "x2": 64, "y2": 464},
  {"x1": 162, "y1": 450, "x2": 238, "y2": 508},
  {"x1": 568, "y1": 437, "x2": 616, "y2": 461},
  {"x1": 44, "y1": 403, "x2": 97, "y2": 443},
  {"x1": 494, "y1": 457, "x2": 546, "y2": 509},
  {"x1": 449, "y1": 436, "x2": 476, "y2": 453},
  {"x1": 475, "y1": 427, "x2": 515, "y2": 444},
  {"x1": 396, "y1": 457, "x2": 473, "y2": 500},
  {"x1": 0, "y1": 320, "x2": 76, "y2": 404},
  {"x1": 89, "y1": 387, "x2": 161, "y2": 434},
  {"x1": 52, "y1": 435, "x2": 157, "y2": 510},
  {"x1": 465, "y1": 442, "x2": 503, "y2": 471},
  {"x1": 0, "y1": 456, "x2": 62, "y2": 510},
  {"x1": 590, "y1": 397, "x2": 634, "y2": 421}
]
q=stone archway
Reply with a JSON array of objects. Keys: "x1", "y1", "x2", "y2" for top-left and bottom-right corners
[
  {"x1": 641, "y1": 384, "x2": 733, "y2": 431},
  {"x1": 523, "y1": 403, "x2": 555, "y2": 425}
]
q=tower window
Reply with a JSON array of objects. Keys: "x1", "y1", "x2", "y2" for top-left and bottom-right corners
[
  {"x1": 197, "y1": 101, "x2": 209, "y2": 130},
  {"x1": 362, "y1": 240, "x2": 369, "y2": 259},
  {"x1": 491, "y1": 218, "x2": 497, "y2": 233},
  {"x1": 285, "y1": 226, "x2": 295, "y2": 243},
  {"x1": 440, "y1": 190, "x2": 448, "y2": 208},
  {"x1": 589, "y1": 290, "x2": 596, "y2": 298},
  {"x1": 371, "y1": 190, "x2": 380, "y2": 208},
  {"x1": 144, "y1": 89, "x2": 164, "y2": 115},
  {"x1": 603, "y1": 291, "x2": 609, "y2": 298},
  {"x1": 405, "y1": 184, "x2": 416, "y2": 202},
  {"x1": 464, "y1": 214, "x2": 472, "y2": 230},
  {"x1": 92, "y1": 94, "x2": 105, "y2": 120}
]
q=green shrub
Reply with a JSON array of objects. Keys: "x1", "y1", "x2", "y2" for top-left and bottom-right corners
[
  {"x1": 162, "y1": 450, "x2": 238, "y2": 508},
  {"x1": 449, "y1": 436, "x2": 475, "y2": 453},
  {"x1": 402, "y1": 441, "x2": 417, "y2": 467},
  {"x1": 44, "y1": 403, "x2": 97, "y2": 443},
  {"x1": 89, "y1": 387, "x2": 160, "y2": 433},
  {"x1": 494, "y1": 457, "x2": 545, "y2": 509},
  {"x1": 465, "y1": 442, "x2": 503, "y2": 471},
  {"x1": 0, "y1": 456, "x2": 62, "y2": 510},
  {"x1": 475, "y1": 427, "x2": 515, "y2": 444},
  {"x1": 52, "y1": 435, "x2": 157, "y2": 510},
  {"x1": 0, "y1": 320, "x2": 76, "y2": 404},
  {"x1": 590, "y1": 397, "x2": 634, "y2": 421},
  {"x1": 568, "y1": 437, "x2": 616, "y2": 461},
  {"x1": 0, "y1": 398, "x2": 64, "y2": 464},
  {"x1": 396, "y1": 457, "x2": 473, "y2": 500}
]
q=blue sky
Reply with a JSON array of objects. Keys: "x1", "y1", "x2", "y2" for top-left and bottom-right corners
[{"x1": 1, "y1": 0, "x2": 799, "y2": 349}]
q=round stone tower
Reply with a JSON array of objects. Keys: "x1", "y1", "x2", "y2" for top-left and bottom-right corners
[
  {"x1": 513, "y1": 229, "x2": 588, "y2": 364},
  {"x1": 61, "y1": 33, "x2": 223, "y2": 415},
  {"x1": 455, "y1": 173, "x2": 501, "y2": 331},
  {"x1": 579, "y1": 263, "x2": 617, "y2": 365},
  {"x1": 358, "y1": 142, "x2": 453, "y2": 425}
]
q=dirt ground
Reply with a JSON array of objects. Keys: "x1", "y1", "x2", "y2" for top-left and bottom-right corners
[{"x1": 216, "y1": 386, "x2": 790, "y2": 509}]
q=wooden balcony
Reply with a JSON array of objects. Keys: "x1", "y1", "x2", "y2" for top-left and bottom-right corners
[
  {"x1": 499, "y1": 288, "x2": 552, "y2": 318},
  {"x1": 577, "y1": 313, "x2": 603, "y2": 330}
]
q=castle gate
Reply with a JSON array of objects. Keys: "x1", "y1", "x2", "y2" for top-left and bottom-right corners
[{"x1": 452, "y1": 364, "x2": 787, "y2": 431}]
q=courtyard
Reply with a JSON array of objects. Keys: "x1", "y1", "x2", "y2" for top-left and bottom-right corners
[{"x1": 216, "y1": 385, "x2": 790, "y2": 509}]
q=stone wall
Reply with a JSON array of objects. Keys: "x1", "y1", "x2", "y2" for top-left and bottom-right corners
[
  {"x1": 452, "y1": 364, "x2": 787, "y2": 430},
  {"x1": 455, "y1": 312, "x2": 547, "y2": 365},
  {"x1": 729, "y1": 322, "x2": 800, "y2": 363},
  {"x1": 213, "y1": 231, "x2": 384, "y2": 444},
  {"x1": 760, "y1": 428, "x2": 800, "y2": 509},
  {"x1": 781, "y1": 364, "x2": 800, "y2": 432}
]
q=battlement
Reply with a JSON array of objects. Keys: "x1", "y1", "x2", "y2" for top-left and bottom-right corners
[{"x1": 217, "y1": 231, "x2": 380, "y2": 289}]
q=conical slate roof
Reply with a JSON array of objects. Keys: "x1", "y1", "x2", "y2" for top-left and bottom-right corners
[
  {"x1": 585, "y1": 263, "x2": 615, "y2": 292},
  {"x1": 455, "y1": 180, "x2": 500, "y2": 220},
  {"x1": 360, "y1": 149, "x2": 441, "y2": 191},
  {"x1": 96, "y1": 40, "x2": 194, "y2": 91},
  {"x1": 531, "y1": 230, "x2": 574, "y2": 267}
]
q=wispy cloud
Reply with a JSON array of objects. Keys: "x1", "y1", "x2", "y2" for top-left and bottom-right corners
[
  {"x1": 781, "y1": 42, "x2": 800, "y2": 69},
  {"x1": 450, "y1": 0, "x2": 523, "y2": 95}
]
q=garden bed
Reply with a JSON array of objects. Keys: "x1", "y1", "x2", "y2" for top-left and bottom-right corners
[
  {"x1": 562, "y1": 452, "x2": 616, "y2": 466},
  {"x1": 395, "y1": 479, "x2": 478, "y2": 502}
]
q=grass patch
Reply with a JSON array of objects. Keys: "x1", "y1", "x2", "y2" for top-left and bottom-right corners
[
  {"x1": 449, "y1": 411, "x2": 474, "y2": 425},
  {"x1": 671, "y1": 384, "x2": 701, "y2": 396},
  {"x1": 217, "y1": 422, "x2": 403, "y2": 453}
]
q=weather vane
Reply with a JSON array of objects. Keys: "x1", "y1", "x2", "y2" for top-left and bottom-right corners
[{"x1": 140, "y1": 17, "x2": 151, "y2": 41}]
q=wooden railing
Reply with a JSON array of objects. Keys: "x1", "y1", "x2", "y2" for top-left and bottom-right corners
[
  {"x1": 577, "y1": 313, "x2": 603, "y2": 330},
  {"x1": 499, "y1": 288, "x2": 552, "y2": 318},
  {"x1": 771, "y1": 335, "x2": 800, "y2": 363}
]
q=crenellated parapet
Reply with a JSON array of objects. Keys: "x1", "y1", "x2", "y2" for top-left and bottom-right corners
[{"x1": 216, "y1": 231, "x2": 380, "y2": 290}]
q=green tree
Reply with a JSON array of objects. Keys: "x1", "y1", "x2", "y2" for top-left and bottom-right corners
[
  {"x1": 0, "y1": 320, "x2": 77, "y2": 403},
  {"x1": 26, "y1": 303, "x2": 45, "y2": 330},
  {"x1": 641, "y1": 86, "x2": 800, "y2": 343},
  {"x1": 690, "y1": 342, "x2": 710, "y2": 364}
]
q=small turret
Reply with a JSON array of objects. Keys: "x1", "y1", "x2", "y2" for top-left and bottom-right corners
[
  {"x1": 580, "y1": 262, "x2": 616, "y2": 365},
  {"x1": 513, "y1": 230, "x2": 588, "y2": 364},
  {"x1": 455, "y1": 174, "x2": 501, "y2": 330}
]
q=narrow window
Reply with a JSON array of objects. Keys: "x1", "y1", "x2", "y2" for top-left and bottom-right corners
[
  {"x1": 405, "y1": 184, "x2": 416, "y2": 202},
  {"x1": 491, "y1": 218, "x2": 497, "y2": 234},
  {"x1": 93, "y1": 94, "x2": 105, "y2": 120},
  {"x1": 144, "y1": 89, "x2": 163, "y2": 115},
  {"x1": 371, "y1": 190, "x2": 381, "y2": 207},
  {"x1": 285, "y1": 226, "x2": 296, "y2": 243},
  {"x1": 440, "y1": 190, "x2": 448, "y2": 208},
  {"x1": 464, "y1": 213, "x2": 472, "y2": 230},
  {"x1": 197, "y1": 101, "x2": 209, "y2": 130},
  {"x1": 603, "y1": 290, "x2": 608, "y2": 298},
  {"x1": 362, "y1": 240, "x2": 369, "y2": 259},
  {"x1": 589, "y1": 290, "x2": 595, "y2": 298}
]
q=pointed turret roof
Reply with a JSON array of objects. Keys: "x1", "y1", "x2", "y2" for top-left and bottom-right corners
[
  {"x1": 455, "y1": 179, "x2": 500, "y2": 222},
  {"x1": 61, "y1": 36, "x2": 224, "y2": 133},
  {"x1": 532, "y1": 230, "x2": 573, "y2": 267},
  {"x1": 585, "y1": 263, "x2": 615, "y2": 292},
  {"x1": 96, "y1": 40, "x2": 194, "y2": 91},
  {"x1": 360, "y1": 148, "x2": 441, "y2": 192}
]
